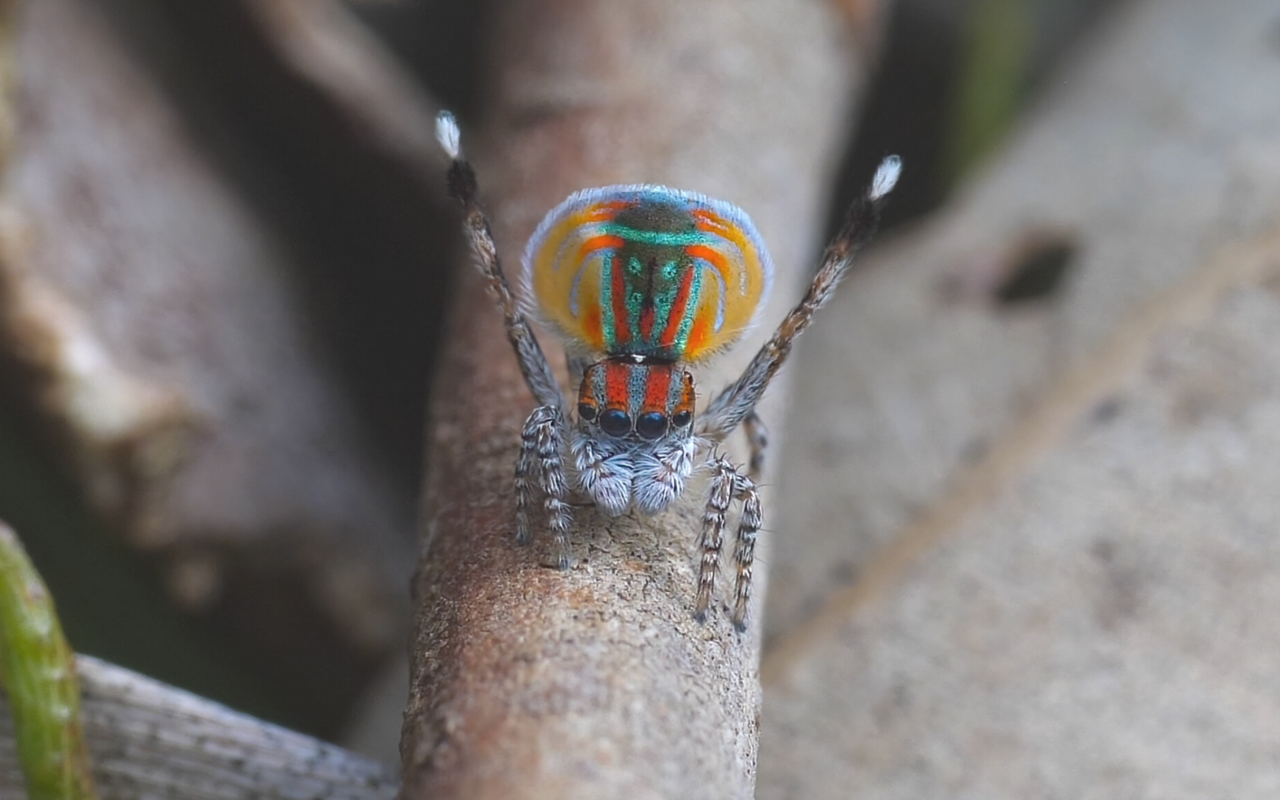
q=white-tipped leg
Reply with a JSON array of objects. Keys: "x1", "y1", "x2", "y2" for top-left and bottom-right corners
[
  {"x1": 870, "y1": 154, "x2": 902, "y2": 201},
  {"x1": 438, "y1": 111, "x2": 565, "y2": 411},
  {"x1": 698, "y1": 156, "x2": 901, "y2": 445},
  {"x1": 695, "y1": 457, "x2": 736, "y2": 621},
  {"x1": 435, "y1": 110, "x2": 461, "y2": 159},
  {"x1": 730, "y1": 472, "x2": 762, "y2": 631},
  {"x1": 523, "y1": 405, "x2": 573, "y2": 569},
  {"x1": 742, "y1": 411, "x2": 769, "y2": 479}
]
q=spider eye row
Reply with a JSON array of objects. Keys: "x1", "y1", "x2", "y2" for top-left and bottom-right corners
[{"x1": 577, "y1": 403, "x2": 693, "y2": 440}]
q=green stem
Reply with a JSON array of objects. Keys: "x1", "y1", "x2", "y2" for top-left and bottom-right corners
[{"x1": 0, "y1": 523, "x2": 98, "y2": 800}]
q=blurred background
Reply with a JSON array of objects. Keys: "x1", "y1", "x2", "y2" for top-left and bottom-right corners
[{"x1": 4, "y1": 0, "x2": 1244, "y2": 775}]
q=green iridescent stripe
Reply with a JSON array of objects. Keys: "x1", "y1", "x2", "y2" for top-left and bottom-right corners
[
  {"x1": 600, "y1": 254, "x2": 617, "y2": 351},
  {"x1": 592, "y1": 221, "x2": 720, "y2": 355},
  {"x1": 600, "y1": 224, "x2": 719, "y2": 248},
  {"x1": 0, "y1": 524, "x2": 98, "y2": 800},
  {"x1": 624, "y1": 256, "x2": 646, "y2": 345},
  {"x1": 599, "y1": 255, "x2": 707, "y2": 356},
  {"x1": 648, "y1": 260, "x2": 679, "y2": 347}
]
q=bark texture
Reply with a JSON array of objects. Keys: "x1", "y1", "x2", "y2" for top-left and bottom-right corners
[
  {"x1": 0, "y1": 656, "x2": 397, "y2": 800},
  {"x1": 758, "y1": 0, "x2": 1280, "y2": 796},
  {"x1": 400, "y1": 1, "x2": 887, "y2": 797}
]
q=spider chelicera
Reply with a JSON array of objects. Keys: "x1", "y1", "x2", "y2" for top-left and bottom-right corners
[{"x1": 435, "y1": 111, "x2": 899, "y2": 630}]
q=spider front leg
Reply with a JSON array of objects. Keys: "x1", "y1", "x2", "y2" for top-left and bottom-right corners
[
  {"x1": 438, "y1": 112, "x2": 576, "y2": 566},
  {"x1": 518, "y1": 405, "x2": 574, "y2": 569},
  {"x1": 692, "y1": 158, "x2": 899, "y2": 629},
  {"x1": 698, "y1": 154, "x2": 901, "y2": 446},
  {"x1": 696, "y1": 456, "x2": 763, "y2": 630},
  {"x1": 435, "y1": 111, "x2": 565, "y2": 410}
]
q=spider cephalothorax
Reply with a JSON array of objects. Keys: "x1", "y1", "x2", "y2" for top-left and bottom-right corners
[
  {"x1": 571, "y1": 356, "x2": 698, "y2": 516},
  {"x1": 436, "y1": 111, "x2": 899, "y2": 630}
]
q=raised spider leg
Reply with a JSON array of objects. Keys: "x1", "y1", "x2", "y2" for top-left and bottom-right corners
[
  {"x1": 435, "y1": 112, "x2": 564, "y2": 410},
  {"x1": 695, "y1": 456, "x2": 762, "y2": 630},
  {"x1": 742, "y1": 411, "x2": 769, "y2": 479},
  {"x1": 698, "y1": 155, "x2": 901, "y2": 445},
  {"x1": 522, "y1": 405, "x2": 574, "y2": 569}
]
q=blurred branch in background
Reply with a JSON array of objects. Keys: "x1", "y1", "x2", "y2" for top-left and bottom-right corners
[
  {"x1": 0, "y1": 0, "x2": 458, "y2": 739},
  {"x1": 760, "y1": 0, "x2": 1280, "y2": 795},
  {"x1": 1, "y1": 653, "x2": 397, "y2": 800}
]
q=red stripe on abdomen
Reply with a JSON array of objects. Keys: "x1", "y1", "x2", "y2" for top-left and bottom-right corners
[
  {"x1": 643, "y1": 363, "x2": 673, "y2": 414},
  {"x1": 658, "y1": 258, "x2": 697, "y2": 350},
  {"x1": 604, "y1": 360, "x2": 630, "y2": 410},
  {"x1": 610, "y1": 256, "x2": 630, "y2": 347}
]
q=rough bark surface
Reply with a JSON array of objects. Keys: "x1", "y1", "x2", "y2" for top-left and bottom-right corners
[
  {"x1": 400, "y1": 1, "x2": 885, "y2": 797},
  {"x1": 758, "y1": 0, "x2": 1280, "y2": 796},
  {"x1": 0, "y1": 656, "x2": 397, "y2": 800}
]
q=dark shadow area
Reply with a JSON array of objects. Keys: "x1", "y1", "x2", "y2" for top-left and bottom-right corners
[{"x1": 995, "y1": 234, "x2": 1077, "y2": 305}]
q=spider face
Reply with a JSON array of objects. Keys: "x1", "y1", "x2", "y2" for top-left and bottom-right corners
[
  {"x1": 570, "y1": 356, "x2": 699, "y2": 518},
  {"x1": 576, "y1": 357, "x2": 696, "y2": 443}
]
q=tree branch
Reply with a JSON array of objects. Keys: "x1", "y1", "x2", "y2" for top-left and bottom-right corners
[
  {"x1": 0, "y1": 655, "x2": 396, "y2": 800},
  {"x1": 400, "y1": 1, "x2": 888, "y2": 797}
]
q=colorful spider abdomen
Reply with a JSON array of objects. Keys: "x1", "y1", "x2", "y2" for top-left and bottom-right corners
[
  {"x1": 577, "y1": 358, "x2": 696, "y2": 441},
  {"x1": 523, "y1": 186, "x2": 775, "y2": 364}
]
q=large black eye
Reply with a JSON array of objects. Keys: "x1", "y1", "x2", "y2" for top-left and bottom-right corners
[
  {"x1": 671, "y1": 410, "x2": 692, "y2": 428},
  {"x1": 599, "y1": 409, "x2": 631, "y2": 437},
  {"x1": 635, "y1": 412, "x2": 668, "y2": 440},
  {"x1": 577, "y1": 402, "x2": 597, "y2": 421}
]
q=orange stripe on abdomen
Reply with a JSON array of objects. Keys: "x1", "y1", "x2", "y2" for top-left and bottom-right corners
[{"x1": 576, "y1": 234, "x2": 624, "y2": 265}]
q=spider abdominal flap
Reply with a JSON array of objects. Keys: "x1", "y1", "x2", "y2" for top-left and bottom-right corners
[{"x1": 435, "y1": 109, "x2": 899, "y2": 630}]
